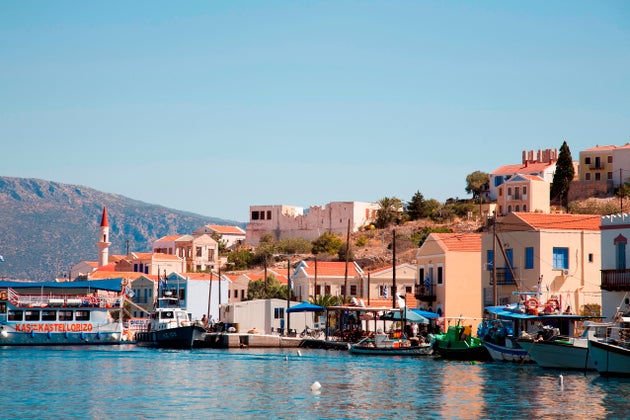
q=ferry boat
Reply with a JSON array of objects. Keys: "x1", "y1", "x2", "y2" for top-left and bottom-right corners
[{"x1": 0, "y1": 279, "x2": 127, "y2": 345}]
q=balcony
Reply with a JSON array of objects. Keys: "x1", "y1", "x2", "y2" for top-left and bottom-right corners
[
  {"x1": 414, "y1": 283, "x2": 436, "y2": 302},
  {"x1": 488, "y1": 267, "x2": 519, "y2": 286},
  {"x1": 601, "y1": 269, "x2": 630, "y2": 291}
]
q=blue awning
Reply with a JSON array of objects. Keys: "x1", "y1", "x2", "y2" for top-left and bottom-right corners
[
  {"x1": 484, "y1": 305, "x2": 595, "y2": 321},
  {"x1": 410, "y1": 309, "x2": 440, "y2": 319},
  {"x1": 286, "y1": 301, "x2": 325, "y2": 313}
]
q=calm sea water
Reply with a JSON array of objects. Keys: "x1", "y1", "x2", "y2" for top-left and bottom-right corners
[{"x1": 0, "y1": 345, "x2": 628, "y2": 419}]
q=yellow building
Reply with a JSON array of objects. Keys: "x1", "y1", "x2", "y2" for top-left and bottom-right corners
[{"x1": 415, "y1": 233, "x2": 482, "y2": 320}]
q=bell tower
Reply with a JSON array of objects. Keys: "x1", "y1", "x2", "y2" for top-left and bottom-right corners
[{"x1": 97, "y1": 206, "x2": 111, "y2": 267}]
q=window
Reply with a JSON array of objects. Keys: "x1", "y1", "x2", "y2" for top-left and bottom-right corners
[
  {"x1": 8, "y1": 310, "x2": 23, "y2": 321},
  {"x1": 267, "y1": 211, "x2": 272, "y2": 219},
  {"x1": 608, "y1": 172, "x2": 613, "y2": 180},
  {"x1": 608, "y1": 155, "x2": 613, "y2": 163},
  {"x1": 75, "y1": 311, "x2": 90, "y2": 321},
  {"x1": 324, "y1": 285, "x2": 331, "y2": 295},
  {"x1": 340, "y1": 285, "x2": 346, "y2": 296},
  {"x1": 552, "y1": 247, "x2": 569, "y2": 270},
  {"x1": 24, "y1": 310, "x2": 40, "y2": 321},
  {"x1": 274, "y1": 307, "x2": 284, "y2": 319},
  {"x1": 523, "y1": 205, "x2": 527, "y2": 212},
  {"x1": 486, "y1": 250, "x2": 494, "y2": 271},
  {"x1": 196, "y1": 247, "x2": 202, "y2": 257},
  {"x1": 437, "y1": 266, "x2": 443, "y2": 285},
  {"x1": 588, "y1": 253, "x2": 594, "y2": 263},
  {"x1": 58, "y1": 310, "x2": 73, "y2": 321},
  {"x1": 523, "y1": 186, "x2": 527, "y2": 195},
  {"x1": 514, "y1": 187, "x2": 520, "y2": 199},
  {"x1": 405, "y1": 286, "x2": 412, "y2": 294},
  {"x1": 585, "y1": 157, "x2": 591, "y2": 165},
  {"x1": 251, "y1": 211, "x2": 260, "y2": 220},
  {"x1": 41, "y1": 310, "x2": 56, "y2": 321},
  {"x1": 508, "y1": 187, "x2": 512, "y2": 196},
  {"x1": 525, "y1": 247, "x2": 534, "y2": 269},
  {"x1": 585, "y1": 173, "x2": 591, "y2": 181},
  {"x1": 350, "y1": 285, "x2": 357, "y2": 295},
  {"x1": 595, "y1": 173, "x2": 601, "y2": 181},
  {"x1": 507, "y1": 205, "x2": 512, "y2": 213},
  {"x1": 515, "y1": 205, "x2": 520, "y2": 212},
  {"x1": 498, "y1": 187, "x2": 503, "y2": 197}
]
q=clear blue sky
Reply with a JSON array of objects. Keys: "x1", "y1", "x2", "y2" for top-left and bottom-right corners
[{"x1": 1, "y1": 2, "x2": 628, "y2": 222}]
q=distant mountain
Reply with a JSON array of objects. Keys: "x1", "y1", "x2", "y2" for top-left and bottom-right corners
[{"x1": 0, "y1": 176, "x2": 242, "y2": 281}]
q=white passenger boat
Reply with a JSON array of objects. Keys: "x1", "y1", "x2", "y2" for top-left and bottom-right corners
[{"x1": 0, "y1": 279, "x2": 126, "y2": 345}]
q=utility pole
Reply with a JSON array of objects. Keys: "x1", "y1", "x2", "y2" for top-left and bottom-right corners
[
  {"x1": 343, "y1": 219, "x2": 350, "y2": 303},
  {"x1": 392, "y1": 229, "x2": 397, "y2": 308}
]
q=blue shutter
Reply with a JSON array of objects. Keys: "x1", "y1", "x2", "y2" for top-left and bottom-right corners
[
  {"x1": 525, "y1": 247, "x2": 534, "y2": 269},
  {"x1": 486, "y1": 250, "x2": 494, "y2": 271}
]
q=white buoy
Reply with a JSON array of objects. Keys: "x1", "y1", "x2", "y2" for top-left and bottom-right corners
[
  {"x1": 297, "y1": 350, "x2": 302, "y2": 357},
  {"x1": 311, "y1": 381, "x2": 321, "y2": 392},
  {"x1": 285, "y1": 355, "x2": 289, "y2": 361},
  {"x1": 559, "y1": 374, "x2": 564, "y2": 389}
]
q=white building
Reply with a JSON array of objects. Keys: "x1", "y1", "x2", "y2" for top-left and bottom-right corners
[{"x1": 245, "y1": 201, "x2": 379, "y2": 245}]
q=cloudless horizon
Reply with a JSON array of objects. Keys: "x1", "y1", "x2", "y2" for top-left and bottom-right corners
[{"x1": 2, "y1": 2, "x2": 629, "y2": 222}]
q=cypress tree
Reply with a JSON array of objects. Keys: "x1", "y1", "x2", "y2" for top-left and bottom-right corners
[{"x1": 550, "y1": 141, "x2": 575, "y2": 208}]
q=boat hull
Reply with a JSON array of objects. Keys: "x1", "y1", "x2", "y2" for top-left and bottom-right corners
[
  {"x1": 136, "y1": 325, "x2": 206, "y2": 349},
  {"x1": 433, "y1": 343, "x2": 492, "y2": 361},
  {"x1": 350, "y1": 344, "x2": 432, "y2": 356},
  {"x1": 483, "y1": 340, "x2": 532, "y2": 363},
  {"x1": 589, "y1": 339, "x2": 630, "y2": 377},
  {"x1": 526, "y1": 339, "x2": 593, "y2": 370},
  {"x1": 0, "y1": 330, "x2": 123, "y2": 345}
]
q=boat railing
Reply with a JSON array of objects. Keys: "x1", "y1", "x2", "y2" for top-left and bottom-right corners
[
  {"x1": 2, "y1": 288, "x2": 120, "y2": 309},
  {"x1": 603, "y1": 326, "x2": 630, "y2": 347}
]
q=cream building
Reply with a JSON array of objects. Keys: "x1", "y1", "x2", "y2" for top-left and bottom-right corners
[
  {"x1": 489, "y1": 149, "x2": 558, "y2": 201},
  {"x1": 481, "y1": 212, "x2": 601, "y2": 314},
  {"x1": 245, "y1": 201, "x2": 379, "y2": 245},
  {"x1": 152, "y1": 234, "x2": 219, "y2": 272},
  {"x1": 291, "y1": 260, "x2": 365, "y2": 302},
  {"x1": 496, "y1": 174, "x2": 550, "y2": 216},
  {"x1": 415, "y1": 233, "x2": 483, "y2": 320},
  {"x1": 365, "y1": 263, "x2": 418, "y2": 306},
  {"x1": 193, "y1": 224, "x2": 246, "y2": 249}
]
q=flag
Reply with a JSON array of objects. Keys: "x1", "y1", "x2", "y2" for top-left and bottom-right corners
[{"x1": 124, "y1": 286, "x2": 135, "y2": 299}]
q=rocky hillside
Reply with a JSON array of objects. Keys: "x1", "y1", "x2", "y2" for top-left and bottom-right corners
[{"x1": 0, "y1": 177, "x2": 241, "y2": 281}]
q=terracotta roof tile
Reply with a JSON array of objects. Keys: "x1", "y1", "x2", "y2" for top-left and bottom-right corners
[
  {"x1": 510, "y1": 212, "x2": 601, "y2": 231},
  {"x1": 432, "y1": 233, "x2": 482, "y2": 252},
  {"x1": 206, "y1": 225, "x2": 245, "y2": 234},
  {"x1": 492, "y1": 161, "x2": 554, "y2": 175}
]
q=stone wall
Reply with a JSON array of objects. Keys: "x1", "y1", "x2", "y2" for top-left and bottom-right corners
[{"x1": 568, "y1": 180, "x2": 613, "y2": 202}]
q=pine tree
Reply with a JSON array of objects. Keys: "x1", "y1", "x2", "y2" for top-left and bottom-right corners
[
  {"x1": 406, "y1": 191, "x2": 426, "y2": 220},
  {"x1": 551, "y1": 141, "x2": 575, "y2": 208}
]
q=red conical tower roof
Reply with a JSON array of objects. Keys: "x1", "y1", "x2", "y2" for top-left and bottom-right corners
[{"x1": 100, "y1": 206, "x2": 109, "y2": 227}]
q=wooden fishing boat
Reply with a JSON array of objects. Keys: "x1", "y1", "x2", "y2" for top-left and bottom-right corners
[
  {"x1": 431, "y1": 320, "x2": 491, "y2": 361},
  {"x1": 350, "y1": 332, "x2": 432, "y2": 356}
]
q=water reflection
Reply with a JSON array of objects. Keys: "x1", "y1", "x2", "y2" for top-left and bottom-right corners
[{"x1": 1, "y1": 346, "x2": 629, "y2": 419}]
